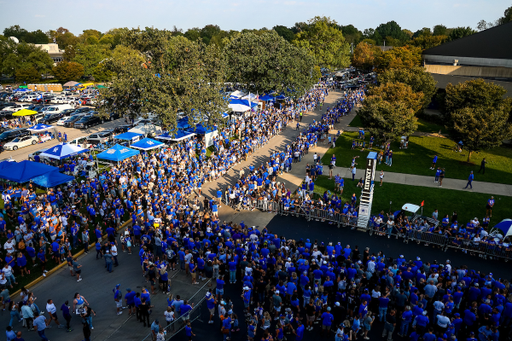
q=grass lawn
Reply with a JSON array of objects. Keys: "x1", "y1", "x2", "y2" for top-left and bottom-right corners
[
  {"x1": 314, "y1": 175, "x2": 511, "y2": 225},
  {"x1": 416, "y1": 118, "x2": 449, "y2": 135},
  {"x1": 348, "y1": 114, "x2": 364, "y2": 127},
  {"x1": 323, "y1": 132, "x2": 512, "y2": 185}
]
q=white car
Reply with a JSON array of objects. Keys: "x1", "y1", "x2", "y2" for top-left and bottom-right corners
[
  {"x1": 53, "y1": 96, "x2": 72, "y2": 104},
  {"x1": 28, "y1": 148, "x2": 50, "y2": 161},
  {"x1": 56, "y1": 116, "x2": 70, "y2": 126},
  {"x1": 3, "y1": 135, "x2": 39, "y2": 150}
]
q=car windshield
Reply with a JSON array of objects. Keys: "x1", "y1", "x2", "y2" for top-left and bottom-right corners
[{"x1": 11, "y1": 137, "x2": 20, "y2": 142}]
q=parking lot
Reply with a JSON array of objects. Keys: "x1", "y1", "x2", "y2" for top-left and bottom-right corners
[{"x1": 0, "y1": 107, "x2": 128, "y2": 161}]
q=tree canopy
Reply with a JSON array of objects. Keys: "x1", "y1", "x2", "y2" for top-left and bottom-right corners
[
  {"x1": 378, "y1": 67, "x2": 437, "y2": 110},
  {"x1": 224, "y1": 31, "x2": 316, "y2": 96},
  {"x1": 97, "y1": 28, "x2": 227, "y2": 132},
  {"x1": 52, "y1": 61, "x2": 84, "y2": 82},
  {"x1": 292, "y1": 16, "x2": 350, "y2": 70},
  {"x1": 358, "y1": 82, "x2": 421, "y2": 142},
  {"x1": 351, "y1": 42, "x2": 381, "y2": 71}
]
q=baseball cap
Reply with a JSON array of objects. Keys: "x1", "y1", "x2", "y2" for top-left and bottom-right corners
[
  {"x1": 126, "y1": 288, "x2": 132, "y2": 291},
  {"x1": 327, "y1": 307, "x2": 331, "y2": 311},
  {"x1": 275, "y1": 290, "x2": 280, "y2": 294}
]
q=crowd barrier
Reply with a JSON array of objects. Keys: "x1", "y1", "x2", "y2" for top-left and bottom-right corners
[
  {"x1": 141, "y1": 280, "x2": 210, "y2": 341},
  {"x1": 223, "y1": 197, "x2": 512, "y2": 262}
]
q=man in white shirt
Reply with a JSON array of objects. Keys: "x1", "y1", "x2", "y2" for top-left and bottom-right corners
[
  {"x1": 2, "y1": 264, "x2": 16, "y2": 287},
  {"x1": 3, "y1": 238, "x2": 15, "y2": 255}
]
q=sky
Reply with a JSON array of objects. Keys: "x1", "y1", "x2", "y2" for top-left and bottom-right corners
[{"x1": 0, "y1": 0, "x2": 509, "y2": 35}]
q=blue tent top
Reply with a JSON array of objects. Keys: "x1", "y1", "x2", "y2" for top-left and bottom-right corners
[
  {"x1": 115, "y1": 132, "x2": 143, "y2": 141},
  {"x1": 96, "y1": 144, "x2": 140, "y2": 162},
  {"x1": 130, "y1": 137, "x2": 164, "y2": 150},
  {"x1": 187, "y1": 123, "x2": 216, "y2": 135},
  {"x1": 229, "y1": 98, "x2": 258, "y2": 108},
  {"x1": 177, "y1": 117, "x2": 190, "y2": 130},
  {"x1": 259, "y1": 94, "x2": 276, "y2": 102},
  {"x1": 31, "y1": 170, "x2": 74, "y2": 188},
  {"x1": 275, "y1": 93, "x2": 287, "y2": 100},
  {"x1": 157, "y1": 130, "x2": 196, "y2": 141},
  {"x1": 0, "y1": 160, "x2": 58, "y2": 183},
  {"x1": 39, "y1": 143, "x2": 88, "y2": 160}
]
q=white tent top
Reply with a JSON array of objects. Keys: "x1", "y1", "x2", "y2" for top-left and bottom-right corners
[
  {"x1": 230, "y1": 90, "x2": 245, "y2": 98},
  {"x1": 241, "y1": 93, "x2": 258, "y2": 101},
  {"x1": 128, "y1": 123, "x2": 163, "y2": 136}
]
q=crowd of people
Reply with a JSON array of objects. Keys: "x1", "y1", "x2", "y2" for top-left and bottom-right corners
[{"x1": 1, "y1": 77, "x2": 510, "y2": 341}]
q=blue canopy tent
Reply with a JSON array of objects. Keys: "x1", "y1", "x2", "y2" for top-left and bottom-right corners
[
  {"x1": 27, "y1": 123, "x2": 54, "y2": 132},
  {"x1": 228, "y1": 98, "x2": 258, "y2": 112},
  {"x1": 494, "y1": 219, "x2": 512, "y2": 239},
  {"x1": 115, "y1": 132, "x2": 143, "y2": 142},
  {"x1": 187, "y1": 123, "x2": 216, "y2": 135},
  {"x1": 157, "y1": 130, "x2": 196, "y2": 142},
  {"x1": 0, "y1": 160, "x2": 58, "y2": 183},
  {"x1": 39, "y1": 143, "x2": 88, "y2": 160},
  {"x1": 31, "y1": 170, "x2": 74, "y2": 187},
  {"x1": 130, "y1": 138, "x2": 164, "y2": 151},
  {"x1": 259, "y1": 94, "x2": 276, "y2": 102},
  {"x1": 96, "y1": 144, "x2": 140, "y2": 162},
  {"x1": 177, "y1": 117, "x2": 191, "y2": 130},
  {"x1": 275, "y1": 93, "x2": 287, "y2": 100}
]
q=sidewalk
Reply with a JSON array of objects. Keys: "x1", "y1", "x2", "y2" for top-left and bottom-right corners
[{"x1": 324, "y1": 165, "x2": 512, "y2": 196}]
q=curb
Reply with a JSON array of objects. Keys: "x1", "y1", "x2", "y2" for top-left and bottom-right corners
[{"x1": 9, "y1": 218, "x2": 133, "y2": 299}]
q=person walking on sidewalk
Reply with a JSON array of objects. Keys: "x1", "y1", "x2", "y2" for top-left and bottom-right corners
[
  {"x1": 379, "y1": 171, "x2": 384, "y2": 187},
  {"x1": 478, "y1": 158, "x2": 486, "y2": 174},
  {"x1": 351, "y1": 166, "x2": 357, "y2": 181},
  {"x1": 33, "y1": 311, "x2": 49, "y2": 341},
  {"x1": 464, "y1": 171, "x2": 474, "y2": 189},
  {"x1": 430, "y1": 155, "x2": 438, "y2": 170},
  {"x1": 439, "y1": 168, "x2": 445, "y2": 187}
]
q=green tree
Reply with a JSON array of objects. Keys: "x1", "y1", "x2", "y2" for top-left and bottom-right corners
[
  {"x1": 184, "y1": 28, "x2": 201, "y2": 42},
  {"x1": 452, "y1": 106, "x2": 512, "y2": 162},
  {"x1": 340, "y1": 24, "x2": 363, "y2": 44},
  {"x1": 448, "y1": 27, "x2": 476, "y2": 41},
  {"x1": 200, "y1": 25, "x2": 222, "y2": 45},
  {"x1": 224, "y1": 31, "x2": 316, "y2": 95},
  {"x1": 410, "y1": 35, "x2": 448, "y2": 50},
  {"x1": 292, "y1": 16, "x2": 350, "y2": 70},
  {"x1": 72, "y1": 43, "x2": 112, "y2": 78},
  {"x1": 15, "y1": 66, "x2": 40, "y2": 83},
  {"x1": 3, "y1": 25, "x2": 28, "y2": 41},
  {"x1": 412, "y1": 27, "x2": 432, "y2": 38},
  {"x1": 24, "y1": 30, "x2": 49, "y2": 44},
  {"x1": 375, "y1": 21, "x2": 410, "y2": 43},
  {"x1": 497, "y1": 5, "x2": 512, "y2": 24},
  {"x1": 98, "y1": 29, "x2": 227, "y2": 132},
  {"x1": 273, "y1": 25, "x2": 295, "y2": 42},
  {"x1": 443, "y1": 79, "x2": 510, "y2": 120},
  {"x1": 52, "y1": 61, "x2": 84, "y2": 82},
  {"x1": 48, "y1": 27, "x2": 79, "y2": 49},
  {"x1": 0, "y1": 40, "x2": 53, "y2": 78},
  {"x1": 433, "y1": 25, "x2": 449, "y2": 36},
  {"x1": 358, "y1": 98, "x2": 418, "y2": 142},
  {"x1": 378, "y1": 66, "x2": 437, "y2": 110}
]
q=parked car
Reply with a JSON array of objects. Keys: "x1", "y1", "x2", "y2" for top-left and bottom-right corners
[
  {"x1": 74, "y1": 107, "x2": 93, "y2": 114},
  {"x1": 3, "y1": 135, "x2": 39, "y2": 150},
  {"x1": 87, "y1": 130, "x2": 113, "y2": 144},
  {"x1": 68, "y1": 136, "x2": 93, "y2": 149},
  {"x1": 52, "y1": 96, "x2": 73, "y2": 104},
  {"x1": 28, "y1": 148, "x2": 50, "y2": 161},
  {"x1": 0, "y1": 128, "x2": 30, "y2": 147},
  {"x1": 74, "y1": 114, "x2": 103, "y2": 129},
  {"x1": 41, "y1": 104, "x2": 74, "y2": 115},
  {"x1": 39, "y1": 113, "x2": 65, "y2": 124},
  {"x1": 1, "y1": 103, "x2": 30, "y2": 112},
  {"x1": 63, "y1": 113, "x2": 90, "y2": 127}
]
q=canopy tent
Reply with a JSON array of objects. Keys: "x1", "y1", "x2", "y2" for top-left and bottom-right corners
[
  {"x1": 241, "y1": 93, "x2": 258, "y2": 101},
  {"x1": 0, "y1": 160, "x2": 58, "y2": 183},
  {"x1": 95, "y1": 85, "x2": 106, "y2": 89},
  {"x1": 275, "y1": 93, "x2": 287, "y2": 100},
  {"x1": 39, "y1": 143, "x2": 88, "y2": 160},
  {"x1": 130, "y1": 137, "x2": 165, "y2": 150},
  {"x1": 259, "y1": 94, "x2": 276, "y2": 102},
  {"x1": 96, "y1": 144, "x2": 140, "y2": 162},
  {"x1": 129, "y1": 123, "x2": 162, "y2": 136},
  {"x1": 31, "y1": 170, "x2": 74, "y2": 187},
  {"x1": 177, "y1": 117, "x2": 191, "y2": 130},
  {"x1": 13, "y1": 88, "x2": 30, "y2": 92},
  {"x1": 156, "y1": 130, "x2": 196, "y2": 142},
  {"x1": 63, "y1": 81, "x2": 79, "y2": 87},
  {"x1": 27, "y1": 123, "x2": 54, "y2": 132},
  {"x1": 229, "y1": 90, "x2": 245, "y2": 99},
  {"x1": 187, "y1": 123, "x2": 216, "y2": 135},
  {"x1": 12, "y1": 109, "x2": 37, "y2": 117},
  {"x1": 228, "y1": 99, "x2": 258, "y2": 112},
  {"x1": 115, "y1": 132, "x2": 143, "y2": 142},
  {"x1": 494, "y1": 219, "x2": 512, "y2": 238},
  {"x1": 18, "y1": 85, "x2": 28, "y2": 89}
]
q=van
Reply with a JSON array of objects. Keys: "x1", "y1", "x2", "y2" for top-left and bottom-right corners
[
  {"x1": 41, "y1": 104, "x2": 74, "y2": 114},
  {"x1": 69, "y1": 136, "x2": 93, "y2": 149}
]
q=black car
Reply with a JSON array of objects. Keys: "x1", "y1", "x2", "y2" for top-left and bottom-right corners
[
  {"x1": 74, "y1": 107, "x2": 93, "y2": 114},
  {"x1": 0, "y1": 102, "x2": 16, "y2": 110},
  {"x1": 0, "y1": 110, "x2": 14, "y2": 119},
  {"x1": 39, "y1": 113, "x2": 65, "y2": 124},
  {"x1": 61, "y1": 108, "x2": 76, "y2": 116},
  {"x1": 0, "y1": 128, "x2": 30, "y2": 148},
  {"x1": 74, "y1": 114, "x2": 103, "y2": 129}
]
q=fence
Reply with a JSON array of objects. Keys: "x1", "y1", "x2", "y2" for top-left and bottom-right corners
[
  {"x1": 140, "y1": 280, "x2": 210, "y2": 341},
  {"x1": 223, "y1": 196, "x2": 512, "y2": 262}
]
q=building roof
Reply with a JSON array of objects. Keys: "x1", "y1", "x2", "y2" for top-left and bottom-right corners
[{"x1": 423, "y1": 22, "x2": 512, "y2": 60}]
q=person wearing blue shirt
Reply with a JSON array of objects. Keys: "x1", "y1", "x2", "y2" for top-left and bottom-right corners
[
  {"x1": 464, "y1": 171, "x2": 474, "y2": 189},
  {"x1": 321, "y1": 307, "x2": 334, "y2": 337},
  {"x1": 216, "y1": 275, "x2": 225, "y2": 299}
]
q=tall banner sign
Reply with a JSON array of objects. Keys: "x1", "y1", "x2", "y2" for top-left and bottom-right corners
[{"x1": 357, "y1": 152, "x2": 377, "y2": 228}]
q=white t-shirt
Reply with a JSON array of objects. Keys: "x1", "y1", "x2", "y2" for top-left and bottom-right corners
[
  {"x1": 46, "y1": 302, "x2": 57, "y2": 314},
  {"x1": 3, "y1": 240, "x2": 15, "y2": 254},
  {"x1": 2, "y1": 266, "x2": 13, "y2": 277},
  {"x1": 164, "y1": 310, "x2": 174, "y2": 322}
]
